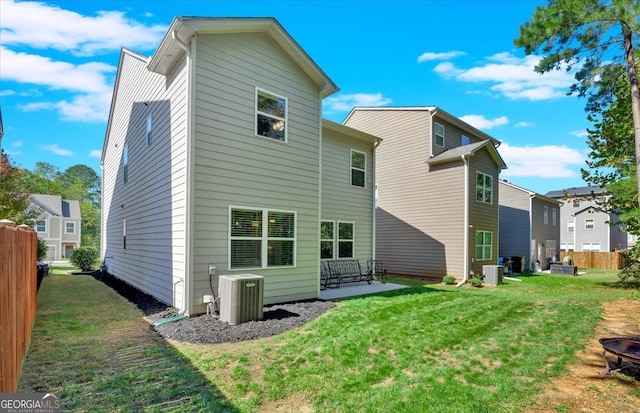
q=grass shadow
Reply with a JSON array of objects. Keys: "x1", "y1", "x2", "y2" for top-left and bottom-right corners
[{"x1": 19, "y1": 272, "x2": 240, "y2": 412}]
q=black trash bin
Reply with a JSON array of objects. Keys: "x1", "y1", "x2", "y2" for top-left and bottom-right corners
[
  {"x1": 511, "y1": 256, "x2": 523, "y2": 273},
  {"x1": 36, "y1": 262, "x2": 49, "y2": 292}
]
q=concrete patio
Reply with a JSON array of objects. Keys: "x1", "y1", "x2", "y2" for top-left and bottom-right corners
[{"x1": 319, "y1": 281, "x2": 408, "y2": 300}]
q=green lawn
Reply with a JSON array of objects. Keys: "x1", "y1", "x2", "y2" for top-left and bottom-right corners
[{"x1": 20, "y1": 267, "x2": 639, "y2": 412}]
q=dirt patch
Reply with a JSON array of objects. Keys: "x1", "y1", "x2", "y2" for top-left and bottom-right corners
[{"x1": 527, "y1": 299, "x2": 640, "y2": 412}]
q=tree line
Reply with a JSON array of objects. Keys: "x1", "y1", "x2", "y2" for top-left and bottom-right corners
[{"x1": 0, "y1": 152, "x2": 100, "y2": 248}]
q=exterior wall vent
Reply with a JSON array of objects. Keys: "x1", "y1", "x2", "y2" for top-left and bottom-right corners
[{"x1": 219, "y1": 274, "x2": 264, "y2": 325}]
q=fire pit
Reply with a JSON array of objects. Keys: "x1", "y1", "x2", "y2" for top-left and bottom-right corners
[{"x1": 599, "y1": 337, "x2": 640, "y2": 375}]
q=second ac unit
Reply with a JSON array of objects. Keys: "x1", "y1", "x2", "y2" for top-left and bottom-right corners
[
  {"x1": 219, "y1": 274, "x2": 264, "y2": 325},
  {"x1": 482, "y1": 265, "x2": 503, "y2": 286}
]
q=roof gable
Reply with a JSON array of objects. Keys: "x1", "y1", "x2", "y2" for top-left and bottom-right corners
[
  {"x1": 499, "y1": 180, "x2": 561, "y2": 205},
  {"x1": 31, "y1": 194, "x2": 81, "y2": 219},
  {"x1": 147, "y1": 17, "x2": 338, "y2": 98},
  {"x1": 427, "y1": 140, "x2": 507, "y2": 170}
]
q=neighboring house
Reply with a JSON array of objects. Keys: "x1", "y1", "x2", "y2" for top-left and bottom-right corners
[
  {"x1": 498, "y1": 180, "x2": 561, "y2": 272},
  {"x1": 31, "y1": 194, "x2": 82, "y2": 261},
  {"x1": 343, "y1": 107, "x2": 507, "y2": 280},
  {"x1": 101, "y1": 17, "x2": 380, "y2": 315},
  {"x1": 546, "y1": 186, "x2": 628, "y2": 252}
]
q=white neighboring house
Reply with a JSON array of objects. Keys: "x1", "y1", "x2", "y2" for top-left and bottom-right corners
[
  {"x1": 101, "y1": 17, "x2": 380, "y2": 315},
  {"x1": 31, "y1": 194, "x2": 82, "y2": 261},
  {"x1": 546, "y1": 186, "x2": 628, "y2": 252}
]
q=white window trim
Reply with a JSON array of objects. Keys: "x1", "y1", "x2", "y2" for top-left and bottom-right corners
[
  {"x1": 255, "y1": 87, "x2": 288, "y2": 143},
  {"x1": 320, "y1": 220, "x2": 335, "y2": 260},
  {"x1": 123, "y1": 143, "x2": 129, "y2": 184},
  {"x1": 568, "y1": 219, "x2": 575, "y2": 233},
  {"x1": 350, "y1": 149, "x2": 367, "y2": 188},
  {"x1": 476, "y1": 172, "x2": 493, "y2": 204},
  {"x1": 476, "y1": 230, "x2": 493, "y2": 261},
  {"x1": 146, "y1": 113, "x2": 152, "y2": 146},
  {"x1": 229, "y1": 206, "x2": 297, "y2": 270},
  {"x1": 585, "y1": 219, "x2": 595, "y2": 229},
  {"x1": 64, "y1": 221, "x2": 76, "y2": 234},
  {"x1": 337, "y1": 221, "x2": 355, "y2": 259},
  {"x1": 435, "y1": 122, "x2": 445, "y2": 147},
  {"x1": 35, "y1": 219, "x2": 47, "y2": 233},
  {"x1": 552, "y1": 208, "x2": 557, "y2": 226}
]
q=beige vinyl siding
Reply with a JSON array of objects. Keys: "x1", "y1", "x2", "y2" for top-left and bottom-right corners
[
  {"x1": 498, "y1": 182, "x2": 531, "y2": 264},
  {"x1": 467, "y1": 149, "x2": 500, "y2": 275},
  {"x1": 102, "y1": 50, "x2": 189, "y2": 307},
  {"x1": 191, "y1": 32, "x2": 322, "y2": 309},
  {"x1": 321, "y1": 126, "x2": 375, "y2": 263},
  {"x1": 346, "y1": 109, "x2": 464, "y2": 277}
]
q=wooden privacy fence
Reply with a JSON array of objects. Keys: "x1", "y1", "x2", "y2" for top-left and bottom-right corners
[
  {"x1": 560, "y1": 251, "x2": 626, "y2": 270},
  {"x1": 0, "y1": 220, "x2": 37, "y2": 392}
]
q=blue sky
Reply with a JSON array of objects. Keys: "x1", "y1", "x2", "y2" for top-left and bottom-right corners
[{"x1": 1, "y1": 0, "x2": 592, "y2": 195}]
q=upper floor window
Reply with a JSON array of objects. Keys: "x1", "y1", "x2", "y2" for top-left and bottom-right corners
[
  {"x1": 461, "y1": 135, "x2": 470, "y2": 145},
  {"x1": 230, "y1": 207, "x2": 295, "y2": 269},
  {"x1": 435, "y1": 122, "x2": 445, "y2": 147},
  {"x1": 585, "y1": 219, "x2": 594, "y2": 229},
  {"x1": 573, "y1": 201, "x2": 580, "y2": 208},
  {"x1": 568, "y1": 219, "x2": 575, "y2": 233},
  {"x1": 146, "y1": 113, "x2": 153, "y2": 146},
  {"x1": 256, "y1": 88, "x2": 287, "y2": 142},
  {"x1": 351, "y1": 150, "x2": 366, "y2": 187},
  {"x1": 35, "y1": 220, "x2": 46, "y2": 233},
  {"x1": 476, "y1": 230, "x2": 492, "y2": 261},
  {"x1": 65, "y1": 221, "x2": 76, "y2": 234},
  {"x1": 552, "y1": 208, "x2": 557, "y2": 226},
  {"x1": 123, "y1": 143, "x2": 129, "y2": 183},
  {"x1": 544, "y1": 206, "x2": 549, "y2": 225},
  {"x1": 476, "y1": 172, "x2": 493, "y2": 204}
]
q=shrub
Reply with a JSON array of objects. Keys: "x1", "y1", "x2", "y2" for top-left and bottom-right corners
[
  {"x1": 36, "y1": 237, "x2": 47, "y2": 261},
  {"x1": 469, "y1": 277, "x2": 483, "y2": 288},
  {"x1": 442, "y1": 275, "x2": 456, "y2": 285},
  {"x1": 70, "y1": 246, "x2": 99, "y2": 272}
]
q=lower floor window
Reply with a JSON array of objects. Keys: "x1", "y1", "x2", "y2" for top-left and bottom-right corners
[
  {"x1": 230, "y1": 207, "x2": 296, "y2": 269},
  {"x1": 561, "y1": 243, "x2": 575, "y2": 252},
  {"x1": 476, "y1": 230, "x2": 492, "y2": 261},
  {"x1": 321, "y1": 220, "x2": 354, "y2": 259},
  {"x1": 582, "y1": 242, "x2": 601, "y2": 252}
]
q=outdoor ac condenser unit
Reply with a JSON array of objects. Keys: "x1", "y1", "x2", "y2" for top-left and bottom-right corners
[
  {"x1": 219, "y1": 274, "x2": 264, "y2": 325},
  {"x1": 482, "y1": 265, "x2": 503, "y2": 286}
]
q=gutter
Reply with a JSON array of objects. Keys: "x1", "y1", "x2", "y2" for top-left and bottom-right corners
[{"x1": 457, "y1": 155, "x2": 470, "y2": 287}]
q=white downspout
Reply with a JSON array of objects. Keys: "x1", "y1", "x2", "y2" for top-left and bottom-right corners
[
  {"x1": 457, "y1": 155, "x2": 470, "y2": 287},
  {"x1": 173, "y1": 30, "x2": 193, "y2": 316},
  {"x1": 372, "y1": 139, "x2": 382, "y2": 259}
]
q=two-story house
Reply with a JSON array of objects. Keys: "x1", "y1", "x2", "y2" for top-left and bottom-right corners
[
  {"x1": 546, "y1": 186, "x2": 627, "y2": 252},
  {"x1": 101, "y1": 17, "x2": 380, "y2": 315},
  {"x1": 498, "y1": 180, "x2": 561, "y2": 272},
  {"x1": 31, "y1": 194, "x2": 82, "y2": 261},
  {"x1": 343, "y1": 107, "x2": 507, "y2": 282}
]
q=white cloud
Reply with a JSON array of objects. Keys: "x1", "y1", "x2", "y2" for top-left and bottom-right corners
[
  {"x1": 1, "y1": 46, "x2": 115, "y2": 121},
  {"x1": 417, "y1": 50, "x2": 466, "y2": 63},
  {"x1": 0, "y1": 0, "x2": 165, "y2": 56},
  {"x1": 432, "y1": 52, "x2": 574, "y2": 101},
  {"x1": 89, "y1": 150, "x2": 102, "y2": 159},
  {"x1": 499, "y1": 142, "x2": 585, "y2": 178},
  {"x1": 12, "y1": 141, "x2": 24, "y2": 148},
  {"x1": 571, "y1": 129, "x2": 589, "y2": 138},
  {"x1": 515, "y1": 121, "x2": 536, "y2": 128},
  {"x1": 40, "y1": 144, "x2": 73, "y2": 156},
  {"x1": 459, "y1": 114, "x2": 508, "y2": 130},
  {"x1": 323, "y1": 93, "x2": 393, "y2": 113}
]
